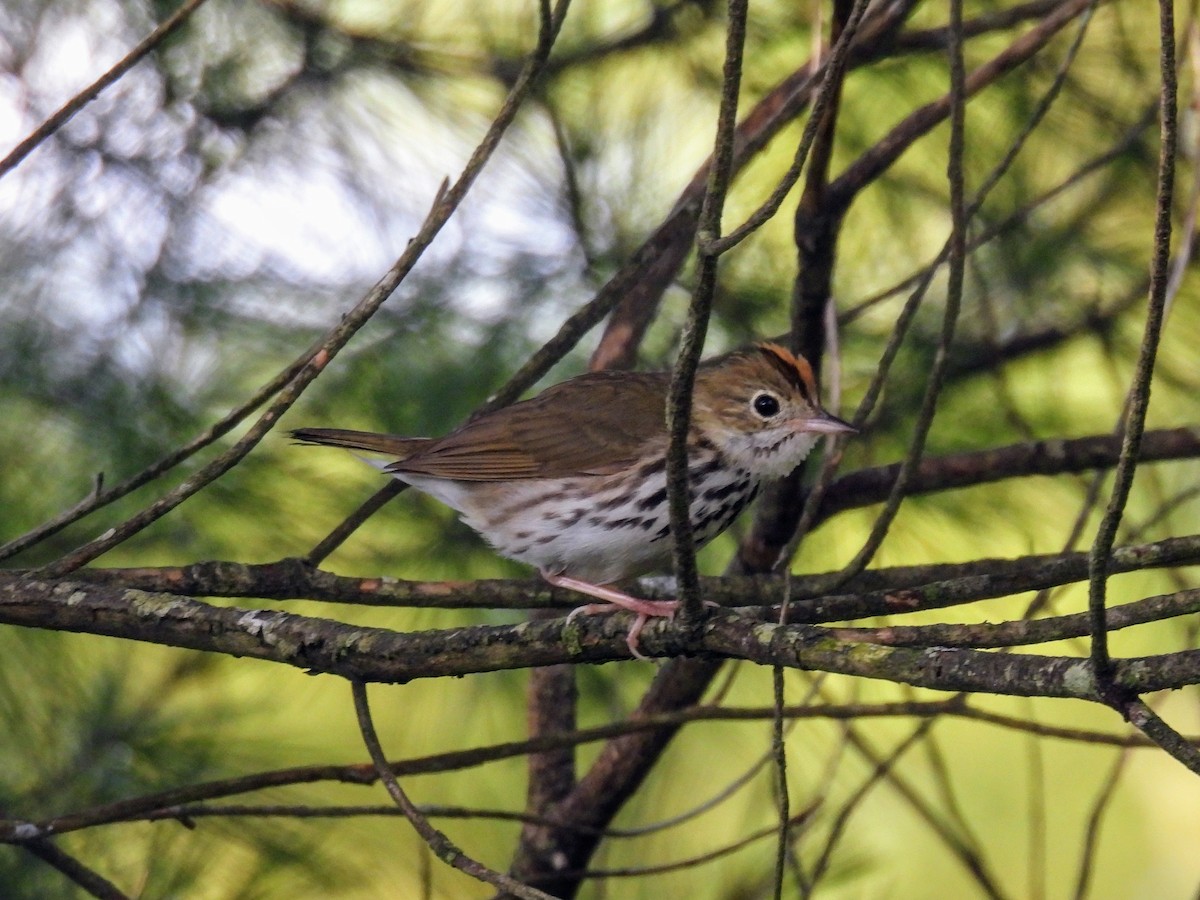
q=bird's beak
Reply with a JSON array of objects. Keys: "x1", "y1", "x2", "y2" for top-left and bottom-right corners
[{"x1": 796, "y1": 409, "x2": 857, "y2": 434}]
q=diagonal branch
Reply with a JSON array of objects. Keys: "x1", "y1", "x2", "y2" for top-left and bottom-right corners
[
  {"x1": 0, "y1": 0, "x2": 211, "y2": 181},
  {"x1": 350, "y1": 680, "x2": 556, "y2": 899},
  {"x1": 588, "y1": 0, "x2": 917, "y2": 370},
  {"x1": 35, "y1": 0, "x2": 572, "y2": 577},
  {"x1": 827, "y1": 0, "x2": 1096, "y2": 212}
]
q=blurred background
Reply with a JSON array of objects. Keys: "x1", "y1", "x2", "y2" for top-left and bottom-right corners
[{"x1": 1, "y1": 0, "x2": 1198, "y2": 896}]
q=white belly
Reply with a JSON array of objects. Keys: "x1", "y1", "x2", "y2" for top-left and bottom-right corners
[{"x1": 397, "y1": 465, "x2": 758, "y2": 585}]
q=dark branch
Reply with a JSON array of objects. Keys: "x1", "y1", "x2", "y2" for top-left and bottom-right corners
[
  {"x1": 51, "y1": 532, "x2": 1200, "y2": 617},
  {"x1": 817, "y1": 427, "x2": 1200, "y2": 523}
]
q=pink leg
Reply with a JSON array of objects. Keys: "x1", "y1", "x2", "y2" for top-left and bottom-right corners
[
  {"x1": 545, "y1": 573, "x2": 679, "y2": 617},
  {"x1": 543, "y1": 571, "x2": 678, "y2": 659}
]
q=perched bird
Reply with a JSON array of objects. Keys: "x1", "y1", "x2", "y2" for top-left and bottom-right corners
[{"x1": 293, "y1": 342, "x2": 854, "y2": 657}]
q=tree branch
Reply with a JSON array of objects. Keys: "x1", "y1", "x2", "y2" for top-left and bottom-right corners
[
  {"x1": 0, "y1": 0, "x2": 211, "y2": 181},
  {"x1": 54, "y1": 532, "x2": 1200, "y2": 617},
  {"x1": 817, "y1": 426, "x2": 1200, "y2": 522},
  {"x1": 35, "y1": 0, "x2": 572, "y2": 577},
  {"x1": 827, "y1": 0, "x2": 1095, "y2": 212},
  {"x1": 5, "y1": 576, "x2": 1200, "y2": 697}
]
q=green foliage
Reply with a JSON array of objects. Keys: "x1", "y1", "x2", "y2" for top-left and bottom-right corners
[{"x1": 1, "y1": 0, "x2": 1197, "y2": 896}]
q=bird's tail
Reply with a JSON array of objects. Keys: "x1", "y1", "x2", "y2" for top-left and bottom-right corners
[{"x1": 291, "y1": 427, "x2": 431, "y2": 460}]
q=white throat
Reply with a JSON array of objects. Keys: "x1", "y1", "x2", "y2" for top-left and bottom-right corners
[{"x1": 716, "y1": 428, "x2": 822, "y2": 479}]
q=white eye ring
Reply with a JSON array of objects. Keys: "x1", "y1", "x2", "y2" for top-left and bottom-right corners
[{"x1": 751, "y1": 392, "x2": 781, "y2": 419}]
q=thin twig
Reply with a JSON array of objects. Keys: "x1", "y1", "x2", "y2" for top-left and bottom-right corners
[
  {"x1": 1071, "y1": 747, "x2": 1130, "y2": 900},
  {"x1": 601, "y1": 738, "x2": 795, "y2": 840},
  {"x1": 808, "y1": 721, "x2": 953, "y2": 892},
  {"x1": 801, "y1": 0, "x2": 1103, "y2": 584},
  {"x1": 588, "y1": 0, "x2": 916, "y2": 371},
  {"x1": 1086, "y1": 0, "x2": 1176, "y2": 680},
  {"x1": 841, "y1": 103, "x2": 1155, "y2": 325},
  {"x1": 129, "y1": 799, "x2": 800, "y2": 837},
  {"x1": 920, "y1": 716, "x2": 987, "y2": 857},
  {"x1": 36, "y1": 0, "x2": 572, "y2": 577},
  {"x1": 667, "y1": 0, "x2": 749, "y2": 620},
  {"x1": 1024, "y1": 467, "x2": 1110, "y2": 620},
  {"x1": 705, "y1": 0, "x2": 872, "y2": 255},
  {"x1": 771, "y1": 662, "x2": 789, "y2": 900},
  {"x1": 305, "y1": 481, "x2": 407, "y2": 565},
  {"x1": 564, "y1": 805, "x2": 817, "y2": 880},
  {"x1": 819, "y1": 705, "x2": 1008, "y2": 899},
  {"x1": 805, "y1": 0, "x2": 973, "y2": 592},
  {"x1": 0, "y1": 353, "x2": 309, "y2": 564},
  {"x1": 6, "y1": 697, "x2": 1190, "y2": 847},
  {"x1": 0, "y1": 0, "x2": 210, "y2": 182},
  {"x1": 19, "y1": 837, "x2": 130, "y2": 900},
  {"x1": 771, "y1": 572, "x2": 805, "y2": 898},
  {"x1": 827, "y1": 0, "x2": 1096, "y2": 210},
  {"x1": 350, "y1": 681, "x2": 556, "y2": 900}
]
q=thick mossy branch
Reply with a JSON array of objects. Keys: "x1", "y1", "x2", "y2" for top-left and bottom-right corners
[{"x1": 3, "y1": 576, "x2": 1199, "y2": 699}]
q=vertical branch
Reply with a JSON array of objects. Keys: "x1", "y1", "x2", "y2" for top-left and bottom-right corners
[
  {"x1": 771, "y1": 570, "x2": 798, "y2": 899},
  {"x1": 509, "y1": 4, "x2": 745, "y2": 869},
  {"x1": 791, "y1": 0, "x2": 855, "y2": 367},
  {"x1": 801, "y1": 0, "x2": 972, "y2": 593},
  {"x1": 589, "y1": 0, "x2": 911, "y2": 370},
  {"x1": 771, "y1": 3, "x2": 859, "y2": 890},
  {"x1": 732, "y1": 0, "x2": 869, "y2": 577},
  {"x1": 509, "y1": 657, "x2": 723, "y2": 898},
  {"x1": 791, "y1": 0, "x2": 1099, "y2": 592},
  {"x1": 514, "y1": 616, "x2": 579, "y2": 888},
  {"x1": 946, "y1": 0, "x2": 969, "y2": 377},
  {"x1": 666, "y1": 0, "x2": 750, "y2": 622},
  {"x1": 505, "y1": 6, "x2": 893, "y2": 889},
  {"x1": 1086, "y1": 0, "x2": 1176, "y2": 680}
]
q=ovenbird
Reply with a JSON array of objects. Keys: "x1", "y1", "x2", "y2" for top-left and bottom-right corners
[{"x1": 294, "y1": 342, "x2": 853, "y2": 657}]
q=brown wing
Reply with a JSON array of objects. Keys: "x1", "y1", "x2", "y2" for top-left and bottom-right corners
[{"x1": 388, "y1": 370, "x2": 670, "y2": 481}]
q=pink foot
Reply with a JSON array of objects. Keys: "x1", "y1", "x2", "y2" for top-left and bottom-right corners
[{"x1": 545, "y1": 572, "x2": 678, "y2": 660}]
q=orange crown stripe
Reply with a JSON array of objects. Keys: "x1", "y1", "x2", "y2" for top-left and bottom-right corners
[{"x1": 756, "y1": 342, "x2": 818, "y2": 399}]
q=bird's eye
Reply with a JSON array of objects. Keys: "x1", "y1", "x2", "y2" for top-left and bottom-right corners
[{"x1": 752, "y1": 392, "x2": 781, "y2": 418}]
